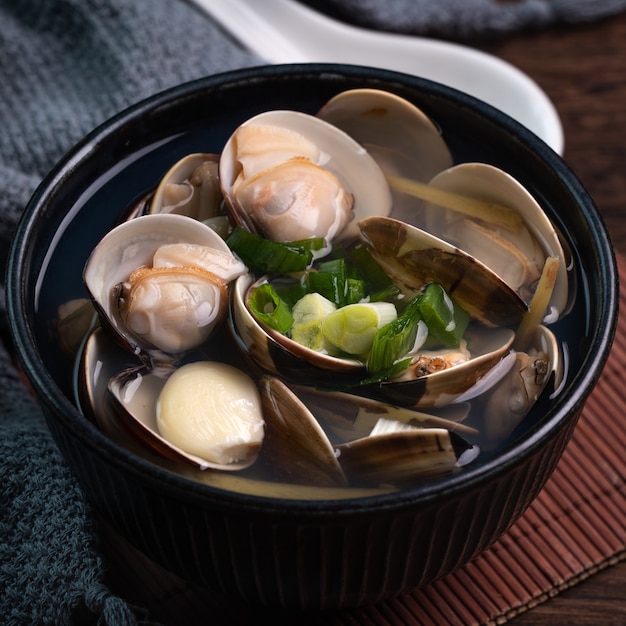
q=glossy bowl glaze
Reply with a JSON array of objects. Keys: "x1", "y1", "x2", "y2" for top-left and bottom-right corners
[{"x1": 6, "y1": 64, "x2": 618, "y2": 610}]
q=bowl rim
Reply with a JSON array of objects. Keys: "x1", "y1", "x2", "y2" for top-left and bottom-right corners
[{"x1": 6, "y1": 63, "x2": 619, "y2": 515}]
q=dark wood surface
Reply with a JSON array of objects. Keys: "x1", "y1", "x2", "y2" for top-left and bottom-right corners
[{"x1": 476, "y1": 12, "x2": 626, "y2": 626}]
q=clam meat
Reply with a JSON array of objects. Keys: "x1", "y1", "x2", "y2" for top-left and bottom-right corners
[
  {"x1": 84, "y1": 213, "x2": 246, "y2": 362},
  {"x1": 220, "y1": 109, "x2": 392, "y2": 244}
]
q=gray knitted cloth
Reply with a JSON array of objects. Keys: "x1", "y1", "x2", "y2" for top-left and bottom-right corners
[{"x1": 1, "y1": 1, "x2": 624, "y2": 624}]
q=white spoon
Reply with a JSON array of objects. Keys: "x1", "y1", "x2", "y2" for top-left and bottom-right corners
[{"x1": 191, "y1": 0, "x2": 563, "y2": 154}]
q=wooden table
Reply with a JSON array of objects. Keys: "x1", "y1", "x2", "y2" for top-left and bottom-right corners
[
  {"x1": 476, "y1": 12, "x2": 626, "y2": 626},
  {"x1": 101, "y1": 12, "x2": 626, "y2": 625}
]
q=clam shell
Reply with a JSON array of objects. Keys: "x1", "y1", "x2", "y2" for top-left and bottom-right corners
[
  {"x1": 317, "y1": 88, "x2": 453, "y2": 223},
  {"x1": 149, "y1": 153, "x2": 222, "y2": 220},
  {"x1": 336, "y1": 427, "x2": 473, "y2": 485},
  {"x1": 358, "y1": 215, "x2": 528, "y2": 328},
  {"x1": 84, "y1": 213, "x2": 245, "y2": 361},
  {"x1": 290, "y1": 384, "x2": 477, "y2": 443},
  {"x1": 359, "y1": 325, "x2": 516, "y2": 409},
  {"x1": 106, "y1": 364, "x2": 262, "y2": 472},
  {"x1": 423, "y1": 163, "x2": 569, "y2": 316},
  {"x1": 484, "y1": 324, "x2": 562, "y2": 443},
  {"x1": 229, "y1": 273, "x2": 365, "y2": 385},
  {"x1": 317, "y1": 88, "x2": 452, "y2": 182},
  {"x1": 76, "y1": 328, "x2": 386, "y2": 499},
  {"x1": 258, "y1": 377, "x2": 475, "y2": 487},
  {"x1": 219, "y1": 109, "x2": 392, "y2": 243},
  {"x1": 258, "y1": 376, "x2": 348, "y2": 487}
]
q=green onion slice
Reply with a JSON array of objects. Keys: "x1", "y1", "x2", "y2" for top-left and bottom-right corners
[
  {"x1": 368, "y1": 294, "x2": 425, "y2": 374},
  {"x1": 419, "y1": 283, "x2": 469, "y2": 348},
  {"x1": 227, "y1": 227, "x2": 323, "y2": 273},
  {"x1": 247, "y1": 283, "x2": 294, "y2": 334}
]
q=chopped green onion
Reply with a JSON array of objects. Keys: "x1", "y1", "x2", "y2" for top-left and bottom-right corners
[
  {"x1": 368, "y1": 294, "x2": 425, "y2": 374},
  {"x1": 346, "y1": 278, "x2": 365, "y2": 304},
  {"x1": 348, "y1": 244, "x2": 399, "y2": 295},
  {"x1": 304, "y1": 258, "x2": 365, "y2": 307},
  {"x1": 248, "y1": 283, "x2": 294, "y2": 334},
  {"x1": 274, "y1": 280, "x2": 308, "y2": 309},
  {"x1": 306, "y1": 270, "x2": 342, "y2": 306},
  {"x1": 419, "y1": 283, "x2": 469, "y2": 348},
  {"x1": 226, "y1": 226, "x2": 314, "y2": 273},
  {"x1": 322, "y1": 302, "x2": 397, "y2": 356},
  {"x1": 360, "y1": 358, "x2": 413, "y2": 385},
  {"x1": 289, "y1": 236, "x2": 328, "y2": 255},
  {"x1": 290, "y1": 293, "x2": 337, "y2": 352}
]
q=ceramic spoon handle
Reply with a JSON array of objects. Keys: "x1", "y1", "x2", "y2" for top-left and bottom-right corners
[{"x1": 190, "y1": 0, "x2": 312, "y2": 62}]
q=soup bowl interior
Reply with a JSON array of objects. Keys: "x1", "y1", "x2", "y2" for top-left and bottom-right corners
[{"x1": 6, "y1": 64, "x2": 618, "y2": 610}]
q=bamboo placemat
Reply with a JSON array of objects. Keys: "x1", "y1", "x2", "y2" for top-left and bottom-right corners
[{"x1": 101, "y1": 255, "x2": 626, "y2": 626}]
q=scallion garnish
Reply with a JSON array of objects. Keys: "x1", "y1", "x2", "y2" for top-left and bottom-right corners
[
  {"x1": 226, "y1": 226, "x2": 318, "y2": 273},
  {"x1": 247, "y1": 283, "x2": 294, "y2": 334}
]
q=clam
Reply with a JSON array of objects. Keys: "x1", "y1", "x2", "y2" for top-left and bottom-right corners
[
  {"x1": 77, "y1": 328, "x2": 263, "y2": 471},
  {"x1": 483, "y1": 324, "x2": 562, "y2": 443},
  {"x1": 336, "y1": 423, "x2": 478, "y2": 486},
  {"x1": 317, "y1": 88, "x2": 453, "y2": 223},
  {"x1": 83, "y1": 213, "x2": 247, "y2": 363},
  {"x1": 230, "y1": 272, "x2": 365, "y2": 385},
  {"x1": 219, "y1": 109, "x2": 392, "y2": 244},
  {"x1": 420, "y1": 163, "x2": 569, "y2": 316},
  {"x1": 360, "y1": 326, "x2": 516, "y2": 409},
  {"x1": 317, "y1": 88, "x2": 452, "y2": 181},
  {"x1": 358, "y1": 215, "x2": 528, "y2": 328},
  {"x1": 52, "y1": 297, "x2": 98, "y2": 359},
  {"x1": 149, "y1": 153, "x2": 223, "y2": 221},
  {"x1": 230, "y1": 214, "x2": 521, "y2": 405},
  {"x1": 258, "y1": 377, "x2": 477, "y2": 487},
  {"x1": 76, "y1": 328, "x2": 387, "y2": 498},
  {"x1": 75, "y1": 91, "x2": 572, "y2": 491},
  {"x1": 290, "y1": 384, "x2": 477, "y2": 443},
  {"x1": 107, "y1": 361, "x2": 264, "y2": 471},
  {"x1": 258, "y1": 376, "x2": 348, "y2": 487}
]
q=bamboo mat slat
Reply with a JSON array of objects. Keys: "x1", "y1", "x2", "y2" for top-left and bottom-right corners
[{"x1": 101, "y1": 254, "x2": 626, "y2": 626}]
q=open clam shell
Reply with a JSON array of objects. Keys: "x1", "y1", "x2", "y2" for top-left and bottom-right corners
[
  {"x1": 219, "y1": 109, "x2": 392, "y2": 244},
  {"x1": 290, "y1": 384, "x2": 477, "y2": 443},
  {"x1": 230, "y1": 272, "x2": 365, "y2": 385},
  {"x1": 317, "y1": 88, "x2": 452, "y2": 182},
  {"x1": 483, "y1": 324, "x2": 562, "y2": 444},
  {"x1": 106, "y1": 364, "x2": 261, "y2": 472},
  {"x1": 83, "y1": 213, "x2": 246, "y2": 363},
  {"x1": 336, "y1": 427, "x2": 477, "y2": 486},
  {"x1": 258, "y1": 376, "x2": 348, "y2": 487},
  {"x1": 423, "y1": 163, "x2": 569, "y2": 316},
  {"x1": 149, "y1": 153, "x2": 223, "y2": 221},
  {"x1": 259, "y1": 376, "x2": 476, "y2": 487},
  {"x1": 358, "y1": 215, "x2": 528, "y2": 328},
  {"x1": 359, "y1": 326, "x2": 516, "y2": 409},
  {"x1": 317, "y1": 88, "x2": 453, "y2": 223},
  {"x1": 75, "y1": 328, "x2": 387, "y2": 499}
]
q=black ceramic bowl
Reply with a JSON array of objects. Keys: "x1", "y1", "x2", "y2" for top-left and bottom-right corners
[{"x1": 6, "y1": 64, "x2": 618, "y2": 610}]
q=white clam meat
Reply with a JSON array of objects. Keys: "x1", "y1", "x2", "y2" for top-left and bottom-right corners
[
  {"x1": 157, "y1": 361, "x2": 264, "y2": 466},
  {"x1": 116, "y1": 265, "x2": 227, "y2": 355},
  {"x1": 105, "y1": 361, "x2": 263, "y2": 471},
  {"x1": 220, "y1": 109, "x2": 392, "y2": 244},
  {"x1": 84, "y1": 213, "x2": 247, "y2": 361}
]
